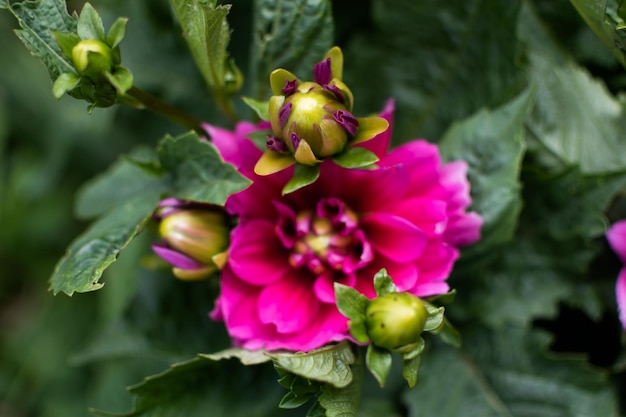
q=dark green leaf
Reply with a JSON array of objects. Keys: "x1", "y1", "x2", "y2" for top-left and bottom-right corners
[
  {"x1": 332, "y1": 146, "x2": 379, "y2": 169},
  {"x1": 270, "y1": 342, "x2": 355, "y2": 388},
  {"x1": 317, "y1": 350, "x2": 364, "y2": 417},
  {"x1": 250, "y1": 0, "x2": 334, "y2": 99},
  {"x1": 75, "y1": 146, "x2": 166, "y2": 219},
  {"x1": 157, "y1": 131, "x2": 251, "y2": 204},
  {"x1": 404, "y1": 326, "x2": 619, "y2": 417},
  {"x1": 282, "y1": 163, "x2": 320, "y2": 194},
  {"x1": 365, "y1": 344, "x2": 392, "y2": 387},
  {"x1": 5, "y1": 0, "x2": 78, "y2": 80},
  {"x1": 49, "y1": 194, "x2": 159, "y2": 295},
  {"x1": 439, "y1": 88, "x2": 533, "y2": 257},
  {"x1": 373, "y1": 268, "x2": 397, "y2": 296}
]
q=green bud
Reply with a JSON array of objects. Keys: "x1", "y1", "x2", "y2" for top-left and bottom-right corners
[
  {"x1": 365, "y1": 292, "x2": 428, "y2": 352},
  {"x1": 71, "y1": 39, "x2": 113, "y2": 79}
]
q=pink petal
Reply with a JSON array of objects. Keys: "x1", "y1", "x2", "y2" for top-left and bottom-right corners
[
  {"x1": 313, "y1": 272, "x2": 357, "y2": 304},
  {"x1": 152, "y1": 243, "x2": 204, "y2": 270},
  {"x1": 445, "y1": 211, "x2": 483, "y2": 246},
  {"x1": 357, "y1": 98, "x2": 395, "y2": 158},
  {"x1": 361, "y1": 213, "x2": 428, "y2": 262},
  {"x1": 257, "y1": 273, "x2": 321, "y2": 334},
  {"x1": 617, "y1": 268, "x2": 626, "y2": 329},
  {"x1": 607, "y1": 220, "x2": 626, "y2": 263},
  {"x1": 361, "y1": 254, "x2": 418, "y2": 293},
  {"x1": 413, "y1": 240, "x2": 459, "y2": 296},
  {"x1": 228, "y1": 220, "x2": 290, "y2": 285},
  {"x1": 439, "y1": 161, "x2": 472, "y2": 212},
  {"x1": 203, "y1": 122, "x2": 263, "y2": 178},
  {"x1": 380, "y1": 140, "x2": 441, "y2": 196},
  {"x1": 391, "y1": 198, "x2": 448, "y2": 237}
]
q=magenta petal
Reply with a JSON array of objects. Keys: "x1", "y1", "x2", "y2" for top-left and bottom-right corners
[
  {"x1": 228, "y1": 220, "x2": 290, "y2": 285},
  {"x1": 314, "y1": 272, "x2": 357, "y2": 304},
  {"x1": 445, "y1": 212, "x2": 483, "y2": 246},
  {"x1": 152, "y1": 243, "x2": 204, "y2": 270},
  {"x1": 357, "y1": 98, "x2": 394, "y2": 158},
  {"x1": 204, "y1": 122, "x2": 263, "y2": 178},
  {"x1": 439, "y1": 161, "x2": 472, "y2": 212},
  {"x1": 361, "y1": 213, "x2": 428, "y2": 262},
  {"x1": 381, "y1": 140, "x2": 441, "y2": 196},
  {"x1": 391, "y1": 198, "x2": 448, "y2": 237},
  {"x1": 608, "y1": 220, "x2": 626, "y2": 263},
  {"x1": 258, "y1": 275, "x2": 320, "y2": 334},
  {"x1": 617, "y1": 268, "x2": 626, "y2": 329},
  {"x1": 414, "y1": 241, "x2": 459, "y2": 296}
]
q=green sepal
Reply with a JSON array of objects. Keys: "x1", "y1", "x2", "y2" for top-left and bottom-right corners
[
  {"x1": 282, "y1": 164, "x2": 320, "y2": 195},
  {"x1": 106, "y1": 16, "x2": 128, "y2": 48},
  {"x1": 51, "y1": 31, "x2": 80, "y2": 59},
  {"x1": 242, "y1": 96, "x2": 270, "y2": 121},
  {"x1": 332, "y1": 146, "x2": 379, "y2": 169},
  {"x1": 402, "y1": 352, "x2": 422, "y2": 388},
  {"x1": 423, "y1": 302, "x2": 445, "y2": 332},
  {"x1": 246, "y1": 129, "x2": 271, "y2": 150},
  {"x1": 434, "y1": 318, "x2": 462, "y2": 348},
  {"x1": 366, "y1": 344, "x2": 392, "y2": 387},
  {"x1": 105, "y1": 66, "x2": 133, "y2": 94},
  {"x1": 270, "y1": 68, "x2": 299, "y2": 95},
  {"x1": 279, "y1": 390, "x2": 315, "y2": 409},
  {"x1": 77, "y1": 2, "x2": 106, "y2": 41},
  {"x1": 52, "y1": 72, "x2": 80, "y2": 98},
  {"x1": 347, "y1": 318, "x2": 370, "y2": 344},
  {"x1": 333, "y1": 283, "x2": 370, "y2": 320},
  {"x1": 373, "y1": 268, "x2": 397, "y2": 296},
  {"x1": 426, "y1": 289, "x2": 456, "y2": 305}
]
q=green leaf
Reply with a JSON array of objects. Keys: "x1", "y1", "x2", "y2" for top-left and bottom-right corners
[
  {"x1": 365, "y1": 344, "x2": 392, "y2": 387},
  {"x1": 404, "y1": 326, "x2": 620, "y2": 417},
  {"x1": 282, "y1": 163, "x2": 320, "y2": 195},
  {"x1": 76, "y1": 2, "x2": 105, "y2": 41},
  {"x1": 439, "y1": 88, "x2": 533, "y2": 257},
  {"x1": 75, "y1": 146, "x2": 166, "y2": 219},
  {"x1": 49, "y1": 194, "x2": 159, "y2": 295},
  {"x1": 334, "y1": 283, "x2": 370, "y2": 320},
  {"x1": 4, "y1": 0, "x2": 78, "y2": 80},
  {"x1": 169, "y1": 1, "x2": 237, "y2": 97},
  {"x1": 105, "y1": 66, "x2": 133, "y2": 93},
  {"x1": 270, "y1": 342, "x2": 355, "y2": 388},
  {"x1": 423, "y1": 304, "x2": 445, "y2": 332},
  {"x1": 242, "y1": 96, "x2": 269, "y2": 121},
  {"x1": 51, "y1": 30, "x2": 80, "y2": 58},
  {"x1": 106, "y1": 17, "x2": 128, "y2": 48},
  {"x1": 332, "y1": 146, "x2": 379, "y2": 169},
  {"x1": 521, "y1": 2, "x2": 626, "y2": 174},
  {"x1": 52, "y1": 72, "x2": 80, "y2": 98},
  {"x1": 373, "y1": 268, "x2": 397, "y2": 296},
  {"x1": 317, "y1": 350, "x2": 364, "y2": 417},
  {"x1": 157, "y1": 131, "x2": 251, "y2": 204},
  {"x1": 401, "y1": 353, "x2": 421, "y2": 388},
  {"x1": 250, "y1": 0, "x2": 334, "y2": 99},
  {"x1": 199, "y1": 348, "x2": 271, "y2": 365}
]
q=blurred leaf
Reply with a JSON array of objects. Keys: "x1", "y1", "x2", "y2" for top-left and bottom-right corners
[
  {"x1": 373, "y1": 268, "x2": 397, "y2": 296},
  {"x1": 439, "y1": 88, "x2": 533, "y2": 258},
  {"x1": 365, "y1": 344, "x2": 392, "y2": 387},
  {"x1": 49, "y1": 194, "x2": 159, "y2": 295},
  {"x1": 75, "y1": 146, "x2": 166, "y2": 219},
  {"x1": 250, "y1": 0, "x2": 334, "y2": 99},
  {"x1": 157, "y1": 131, "x2": 251, "y2": 204},
  {"x1": 521, "y1": 1, "x2": 626, "y2": 174},
  {"x1": 77, "y1": 2, "x2": 106, "y2": 41},
  {"x1": 3, "y1": 0, "x2": 77, "y2": 80},
  {"x1": 316, "y1": 351, "x2": 363, "y2": 417},
  {"x1": 404, "y1": 326, "x2": 619, "y2": 417},
  {"x1": 343, "y1": 0, "x2": 526, "y2": 142},
  {"x1": 282, "y1": 163, "x2": 320, "y2": 194},
  {"x1": 200, "y1": 348, "x2": 271, "y2": 365},
  {"x1": 331, "y1": 146, "x2": 379, "y2": 169},
  {"x1": 270, "y1": 342, "x2": 355, "y2": 388}
]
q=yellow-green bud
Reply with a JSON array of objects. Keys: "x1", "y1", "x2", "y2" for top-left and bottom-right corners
[
  {"x1": 71, "y1": 39, "x2": 113, "y2": 79},
  {"x1": 365, "y1": 292, "x2": 428, "y2": 352}
]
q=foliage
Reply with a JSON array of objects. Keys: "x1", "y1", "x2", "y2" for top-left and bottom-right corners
[{"x1": 1, "y1": 0, "x2": 626, "y2": 416}]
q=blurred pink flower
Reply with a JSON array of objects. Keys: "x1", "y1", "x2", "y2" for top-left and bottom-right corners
[
  {"x1": 204, "y1": 100, "x2": 482, "y2": 351},
  {"x1": 606, "y1": 221, "x2": 626, "y2": 329}
]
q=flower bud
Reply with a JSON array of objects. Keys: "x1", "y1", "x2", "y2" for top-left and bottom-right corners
[
  {"x1": 152, "y1": 199, "x2": 230, "y2": 281},
  {"x1": 71, "y1": 39, "x2": 113, "y2": 79},
  {"x1": 365, "y1": 292, "x2": 428, "y2": 352}
]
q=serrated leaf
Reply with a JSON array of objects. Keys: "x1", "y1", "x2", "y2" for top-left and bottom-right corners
[
  {"x1": 77, "y1": 2, "x2": 105, "y2": 41},
  {"x1": 242, "y1": 96, "x2": 269, "y2": 121},
  {"x1": 49, "y1": 194, "x2": 159, "y2": 295},
  {"x1": 365, "y1": 344, "x2": 392, "y2": 387},
  {"x1": 282, "y1": 163, "x2": 320, "y2": 195},
  {"x1": 199, "y1": 348, "x2": 271, "y2": 365},
  {"x1": 75, "y1": 146, "x2": 166, "y2": 219},
  {"x1": 317, "y1": 351, "x2": 364, "y2": 417},
  {"x1": 250, "y1": 0, "x2": 334, "y2": 99},
  {"x1": 5, "y1": 0, "x2": 78, "y2": 80},
  {"x1": 332, "y1": 146, "x2": 379, "y2": 169},
  {"x1": 157, "y1": 131, "x2": 251, "y2": 204},
  {"x1": 373, "y1": 268, "x2": 397, "y2": 296},
  {"x1": 404, "y1": 326, "x2": 620, "y2": 417},
  {"x1": 270, "y1": 342, "x2": 355, "y2": 388},
  {"x1": 439, "y1": 88, "x2": 533, "y2": 258}
]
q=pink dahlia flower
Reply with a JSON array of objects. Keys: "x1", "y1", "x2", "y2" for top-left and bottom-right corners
[
  {"x1": 204, "y1": 100, "x2": 482, "y2": 351},
  {"x1": 606, "y1": 221, "x2": 626, "y2": 329}
]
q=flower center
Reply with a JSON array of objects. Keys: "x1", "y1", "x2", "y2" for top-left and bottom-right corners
[{"x1": 276, "y1": 198, "x2": 373, "y2": 275}]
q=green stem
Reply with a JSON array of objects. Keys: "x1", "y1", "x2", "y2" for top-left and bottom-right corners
[
  {"x1": 121, "y1": 86, "x2": 205, "y2": 134},
  {"x1": 215, "y1": 92, "x2": 239, "y2": 125}
]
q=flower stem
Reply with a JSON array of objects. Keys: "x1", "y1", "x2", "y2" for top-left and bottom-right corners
[{"x1": 121, "y1": 86, "x2": 204, "y2": 134}]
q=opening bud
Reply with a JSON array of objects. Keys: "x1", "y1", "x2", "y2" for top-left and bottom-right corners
[
  {"x1": 365, "y1": 292, "x2": 428, "y2": 352},
  {"x1": 152, "y1": 200, "x2": 230, "y2": 281},
  {"x1": 72, "y1": 39, "x2": 114, "y2": 79}
]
